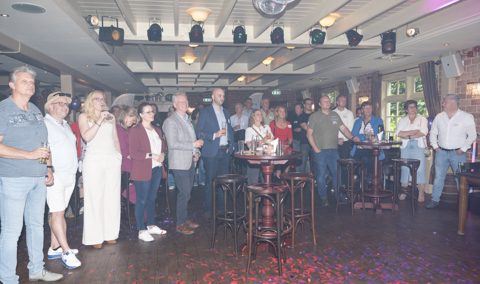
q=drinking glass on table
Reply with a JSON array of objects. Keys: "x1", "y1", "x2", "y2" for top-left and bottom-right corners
[
  {"x1": 101, "y1": 106, "x2": 113, "y2": 120},
  {"x1": 40, "y1": 142, "x2": 49, "y2": 164}
]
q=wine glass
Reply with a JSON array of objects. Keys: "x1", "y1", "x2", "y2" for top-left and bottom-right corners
[{"x1": 101, "y1": 106, "x2": 113, "y2": 120}]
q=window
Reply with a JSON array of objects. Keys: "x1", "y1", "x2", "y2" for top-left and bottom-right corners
[
  {"x1": 386, "y1": 100, "x2": 428, "y2": 132},
  {"x1": 388, "y1": 80, "x2": 406, "y2": 96},
  {"x1": 324, "y1": 91, "x2": 336, "y2": 106},
  {"x1": 414, "y1": 77, "x2": 423, "y2": 93}
]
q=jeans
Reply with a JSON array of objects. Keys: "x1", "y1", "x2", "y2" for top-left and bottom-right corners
[
  {"x1": 202, "y1": 149, "x2": 230, "y2": 213},
  {"x1": 353, "y1": 148, "x2": 374, "y2": 182},
  {"x1": 172, "y1": 162, "x2": 195, "y2": 226},
  {"x1": 400, "y1": 140, "x2": 426, "y2": 184},
  {"x1": 431, "y1": 149, "x2": 466, "y2": 202},
  {"x1": 313, "y1": 149, "x2": 340, "y2": 199},
  {"x1": 168, "y1": 170, "x2": 176, "y2": 187},
  {"x1": 298, "y1": 143, "x2": 311, "y2": 173},
  {"x1": 133, "y1": 166, "x2": 162, "y2": 231},
  {"x1": 0, "y1": 177, "x2": 46, "y2": 284},
  {"x1": 194, "y1": 157, "x2": 205, "y2": 185}
]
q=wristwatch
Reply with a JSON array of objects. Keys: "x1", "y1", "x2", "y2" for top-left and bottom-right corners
[
  {"x1": 148, "y1": 153, "x2": 153, "y2": 158},
  {"x1": 47, "y1": 165, "x2": 54, "y2": 172}
]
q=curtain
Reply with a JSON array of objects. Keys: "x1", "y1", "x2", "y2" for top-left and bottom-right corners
[
  {"x1": 419, "y1": 61, "x2": 441, "y2": 117},
  {"x1": 311, "y1": 87, "x2": 321, "y2": 106},
  {"x1": 371, "y1": 71, "x2": 382, "y2": 117}
]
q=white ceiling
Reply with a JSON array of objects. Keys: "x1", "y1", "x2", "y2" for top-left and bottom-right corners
[{"x1": 0, "y1": 0, "x2": 479, "y2": 95}]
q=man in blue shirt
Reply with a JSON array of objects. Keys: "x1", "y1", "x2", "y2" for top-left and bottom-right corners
[{"x1": 0, "y1": 66, "x2": 63, "y2": 283}]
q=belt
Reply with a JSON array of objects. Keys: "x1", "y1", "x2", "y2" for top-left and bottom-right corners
[
  {"x1": 219, "y1": 145, "x2": 228, "y2": 150},
  {"x1": 439, "y1": 147, "x2": 460, "y2": 152}
]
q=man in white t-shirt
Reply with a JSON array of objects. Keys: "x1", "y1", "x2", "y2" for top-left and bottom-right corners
[
  {"x1": 44, "y1": 92, "x2": 81, "y2": 269},
  {"x1": 427, "y1": 94, "x2": 476, "y2": 209},
  {"x1": 230, "y1": 103, "x2": 249, "y2": 131},
  {"x1": 333, "y1": 95, "x2": 355, "y2": 186}
]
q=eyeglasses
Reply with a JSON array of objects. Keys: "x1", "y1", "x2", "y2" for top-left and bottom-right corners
[
  {"x1": 51, "y1": 102, "x2": 69, "y2": 107},
  {"x1": 93, "y1": 98, "x2": 106, "y2": 102},
  {"x1": 142, "y1": 111, "x2": 154, "y2": 115},
  {"x1": 52, "y1": 93, "x2": 72, "y2": 98}
]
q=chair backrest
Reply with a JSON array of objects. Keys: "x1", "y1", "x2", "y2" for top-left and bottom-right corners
[{"x1": 458, "y1": 162, "x2": 480, "y2": 173}]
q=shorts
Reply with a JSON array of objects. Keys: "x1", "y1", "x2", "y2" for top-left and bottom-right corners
[{"x1": 46, "y1": 173, "x2": 76, "y2": 213}]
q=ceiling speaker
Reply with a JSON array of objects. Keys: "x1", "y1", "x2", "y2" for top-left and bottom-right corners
[
  {"x1": 441, "y1": 53, "x2": 464, "y2": 78},
  {"x1": 346, "y1": 78, "x2": 359, "y2": 94}
]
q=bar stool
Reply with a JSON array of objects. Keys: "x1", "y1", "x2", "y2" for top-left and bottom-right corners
[
  {"x1": 392, "y1": 158, "x2": 421, "y2": 214},
  {"x1": 245, "y1": 183, "x2": 292, "y2": 276},
  {"x1": 211, "y1": 174, "x2": 248, "y2": 254},
  {"x1": 121, "y1": 171, "x2": 133, "y2": 231},
  {"x1": 280, "y1": 172, "x2": 316, "y2": 248},
  {"x1": 336, "y1": 159, "x2": 365, "y2": 214}
]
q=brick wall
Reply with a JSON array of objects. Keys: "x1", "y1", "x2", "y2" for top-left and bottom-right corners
[
  {"x1": 443, "y1": 46, "x2": 480, "y2": 160},
  {"x1": 355, "y1": 72, "x2": 374, "y2": 109}
]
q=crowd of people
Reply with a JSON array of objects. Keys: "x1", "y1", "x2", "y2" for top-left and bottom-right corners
[{"x1": 0, "y1": 65, "x2": 476, "y2": 283}]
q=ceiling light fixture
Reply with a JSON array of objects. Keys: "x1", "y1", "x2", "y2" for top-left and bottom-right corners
[
  {"x1": 189, "y1": 23, "x2": 204, "y2": 44},
  {"x1": 310, "y1": 28, "x2": 326, "y2": 45},
  {"x1": 319, "y1": 13, "x2": 340, "y2": 27},
  {"x1": 406, "y1": 27, "x2": 419, "y2": 38},
  {"x1": 148, "y1": 19, "x2": 163, "y2": 42},
  {"x1": 286, "y1": 46, "x2": 295, "y2": 50},
  {"x1": 262, "y1": 57, "x2": 274, "y2": 66},
  {"x1": 99, "y1": 16, "x2": 124, "y2": 46},
  {"x1": 84, "y1": 15, "x2": 98, "y2": 26},
  {"x1": 233, "y1": 22, "x2": 247, "y2": 44},
  {"x1": 381, "y1": 31, "x2": 396, "y2": 54},
  {"x1": 345, "y1": 29, "x2": 363, "y2": 47},
  {"x1": 270, "y1": 23, "x2": 284, "y2": 44},
  {"x1": 186, "y1": 7, "x2": 212, "y2": 22},
  {"x1": 1, "y1": 14, "x2": 9, "y2": 17},
  {"x1": 237, "y1": 75, "x2": 246, "y2": 82},
  {"x1": 189, "y1": 44, "x2": 199, "y2": 48},
  {"x1": 182, "y1": 56, "x2": 197, "y2": 65}
]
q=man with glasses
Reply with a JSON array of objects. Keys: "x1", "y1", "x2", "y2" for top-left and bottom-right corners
[
  {"x1": 44, "y1": 92, "x2": 81, "y2": 269},
  {"x1": 242, "y1": 98, "x2": 254, "y2": 117},
  {"x1": 0, "y1": 66, "x2": 63, "y2": 282}
]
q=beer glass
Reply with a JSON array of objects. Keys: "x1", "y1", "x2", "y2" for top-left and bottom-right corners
[{"x1": 40, "y1": 142, "x2": 49, "y2": 164}]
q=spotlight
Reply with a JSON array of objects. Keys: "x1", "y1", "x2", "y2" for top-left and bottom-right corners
[
  {"x1": 406, "y1": 27, "x2": 419, "y2": 37},
  {"x1": 233, "y1": 23, "x2": 247, "y2": 44},
  {"x1": 189, "y1": 23, "x2": 204, "y2": 44},
  {"x1": 270, "y1": 27, "x2": 284, "y2": 44},
  {"x1": 310, "y1": 29, "x2": 326, "y2": 45},
  {"x1": 99, "y1": 17, "x2": 124, "y2": 46},
  {"x1": 84, "y1": 15, "x2": 98, "y2": 26},
  {"x1": 345, "y1": 29, "x2": 363, "y2": 47},
  {"x1": 148, "y1": 23, "x2": 163, "y2": 42},
  {"x1": 381, "y1": 31, "x2": 396, "y2": 54}
]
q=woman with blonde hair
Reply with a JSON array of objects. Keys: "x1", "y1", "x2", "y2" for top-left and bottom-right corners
[
  {"x1": 78, "y1": 90, "x2": 122, "y2": 249},
  {"x1": 269, "y1": 105, "x2": 293, "y2": 178}
]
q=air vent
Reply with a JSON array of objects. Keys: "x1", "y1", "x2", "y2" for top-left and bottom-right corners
[
  {"x1": 245, "y1": 48, "x2": 257, "y2": 53},
  {"x1": 95, "y1": 63, "x2": 110, "y2": 67},
  {"x1": 12, "y1": 3, "x2": 45, "y2": 14},
  {"x1": 375, "y1": 54, "x2": 411, "y2": 61}
]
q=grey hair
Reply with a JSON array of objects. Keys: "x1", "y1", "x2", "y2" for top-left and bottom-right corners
[
  {"x1": 336, "y1": 94, "x2": 347, "y2": 102},
  {"x1": 10, "y1": 66, "x2": 36, "y2": 83},
  {"x1": 444, "y1": 94, "x2": 460, "y2": 106},
  {"x1": 172, "y1": 93, "x2": 187, "y2": 104}
]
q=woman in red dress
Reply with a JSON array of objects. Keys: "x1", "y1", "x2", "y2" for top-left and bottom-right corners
[{"x1": 269, "y1": 105, "x2": 293, "y2": 179}]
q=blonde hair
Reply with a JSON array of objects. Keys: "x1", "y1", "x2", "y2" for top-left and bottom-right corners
[
  {"x1": 248, "y1": 109, "x2": 264, "y2": 128},
  {"x1": 274, "y1": 105, "x2": 288, "y2": 121},
  {"x1": 117, "y1": 105, "x2": 137, "y2": 131},
  {"x1": 82, "y1": 90, "x2": 106, "y2": 123}
]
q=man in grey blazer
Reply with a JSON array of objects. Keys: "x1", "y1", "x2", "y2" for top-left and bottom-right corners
[{"x1": 163, "y1": 93, "x2": 204, "y2": 234}]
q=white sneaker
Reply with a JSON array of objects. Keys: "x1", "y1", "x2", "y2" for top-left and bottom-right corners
[
  {"x1": 139, "y1": 230, "x2": 154, "y2": 242},
  {"x1": 168, "y1": 185, "x2": 175, "y2": 190},
  {"x1": 147, "y1": 226, "x2": 167, "y2": 235},
  {"x1": 48, "y1": 247, "x2": 79, "y2": 260},
  {"x1": 29, "y1": 268, "x2": 63, "y2": 282},
  {"x1": 62, "y1": 249, "x2": 81, "y2": 269}
]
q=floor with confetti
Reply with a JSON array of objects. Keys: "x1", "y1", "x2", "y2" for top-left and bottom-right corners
[{"x1": 14, "y1": 185, "x2": 480, "y2": 284}]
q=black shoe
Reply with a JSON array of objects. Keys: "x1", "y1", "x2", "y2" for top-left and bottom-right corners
[
  {"x1": 204, "y1": 212, "x2": 213, "y2": 222},
  {"x1": 426, "y1": 200, "x2": 440, "y2": 209},
  {"x1": 321, "y1": 198, "x2": 329, "y2": 206}
]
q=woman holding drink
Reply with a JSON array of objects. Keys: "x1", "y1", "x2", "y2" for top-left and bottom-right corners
[
  {"x1": 269, "y1": 106, "x2": 293, "y2": 179},
  {"x1": 78, "y1": 90, "x2": 122, "y2": 249},
  {"x1": 245, "y1": 110, "x2": 274, "y2": 184}
]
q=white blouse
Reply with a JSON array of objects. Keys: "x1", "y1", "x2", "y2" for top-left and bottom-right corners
[
  {"x1": 396, "y1": 115, "x2": 428, "y2": 149},
  {"x1": 245, "y1": 124, "x2": 272, "y2": 142},
  {"x1": 145, "y1": 128, "x2": 163, "y2": 168}
]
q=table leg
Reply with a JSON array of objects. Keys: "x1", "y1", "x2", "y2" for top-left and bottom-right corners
[
  {"x1": 458, "y1": 176, "x2": 468, "y2": 235},
  {"x1": 371, "y1": 148, "x2": 383, "y2": 214},
  {"x1": 262, "y1": 164, "x2": 274, "y2": 183}
]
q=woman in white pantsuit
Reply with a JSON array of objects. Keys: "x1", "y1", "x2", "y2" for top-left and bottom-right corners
[{"x1": 78, "y1": 90, "x2": 122, "y2": 248}]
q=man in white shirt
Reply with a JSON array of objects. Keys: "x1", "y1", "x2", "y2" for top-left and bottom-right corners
[
  {"x1": 44, "y1": 92, "x2": 81, "y2": 268},
  {"x1": 230, "y1": 103, "x2": 249, "y2": 131},
  {"x1": 260, "y1": 98, "x2": 275, "y2": 125},
  {"x1": 242, "y1": 98, "x2": 253, "y2": 118},
  {"x1": 427, "y1": 94, "x2": 476, "y2": 209},
  {"x1": 333, "y1": 95, "x2": 355, "y2": 186}
]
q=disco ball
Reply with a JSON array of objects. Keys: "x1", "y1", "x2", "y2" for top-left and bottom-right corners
[
  {"x1": 253, "y1": 0, "x2": 286, "y2": 15},
  {"x1": 270, "y1": 0, "x2": 296, "y2": 4}
]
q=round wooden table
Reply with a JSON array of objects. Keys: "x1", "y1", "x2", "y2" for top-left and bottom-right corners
[
  {"x1": 234, "y1": 150, "x2": 302, "y2": 255},
  {"x1": 353, "y1": 141, "x2": 401, "y2": 214},
  {"x1": 234, "y1": 150, "x2": 302, "y2": 183}
]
